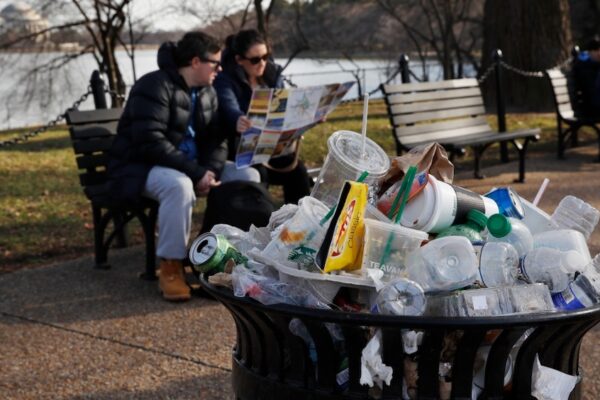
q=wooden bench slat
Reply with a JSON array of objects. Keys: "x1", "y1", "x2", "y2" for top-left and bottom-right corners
[
  {"x1": 79, "y1": 171, "x2": 109, "y2": 187},
  {"x1": 390, "y1": 96, "x2": 484, "y2": 114},
  {"x1": 386, "y1": 87, "x2": 482, "y2": 104},
  {"x1": 383, "y1": 78, "x2": 478, "y2": 94},
  {"x1": 391, "y1": 116, "x2": 489, "y2": 136},
  {"x1": 553, "y1": 86, "x2": 569, "y2": 96},
  {"x1": 392, "y1": 105, "x2": 486, "y2": 125},
  {"x1": 70, "y1": 122, "x2": 118, "y2": 139},
  {"x1": 72, "y1": 137, "x2": 114, "y2": 154},
  {"x1": 555, "y1": 93, "x2": 571, "y2": 105},
  {"x1": 550, "y1": 77, "x2": 567, "y2": 87},
  {"x1": 398, "y1": 124, "x2": 493, "y2": 145},
  {"x1": 66, "y1": 108, "x2": 123, "y2": 125},
  {"x1": 546, "y1": 69, "x2": 564, "y2": 79}
]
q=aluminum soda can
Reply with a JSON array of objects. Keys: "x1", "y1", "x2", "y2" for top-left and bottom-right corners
[{"x1": 189, "y1": 233, "x2": 247, "y2": 273}]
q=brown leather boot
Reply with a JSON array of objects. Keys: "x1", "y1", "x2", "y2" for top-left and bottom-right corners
[{"x1": 158, "y1": 259, "x2": 191, "y2": 301}]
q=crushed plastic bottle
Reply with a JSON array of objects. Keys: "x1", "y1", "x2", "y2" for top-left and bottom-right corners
[
  {"x1": 519, "y1": 248, "x2": 570, "y2": 293},
  {"x1": 487, "y1": 214, "x2": 534, "y2": 258},
  {"x1": 436, "y1": 209, "x2": 488, "y2": 243},
  {"x1": 551, "y1": 195, "x2": 600, "y2": 241},
  {"x1": 372, "y1": 278, "x2": 427, "y2": 316},
  {"x1": 475, "y1": 242, "x2": 521, "y2": 288},
  {"x1": 406, "y1": 236, "x2": 478, "y2": 292},
  {"x1": 552, "y1": 273, "x2": 599, "y2": 310}
]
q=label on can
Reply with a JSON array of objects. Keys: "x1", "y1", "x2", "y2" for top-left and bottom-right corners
[
  {"x1": 189, "y1": 233, "x2": 247, "y2": 273},
  {"x1": 551, "y1": 287, "x2": 585, "y2": 310}
]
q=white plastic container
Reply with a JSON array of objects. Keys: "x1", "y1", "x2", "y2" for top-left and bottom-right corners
[
  {"x1": 400, "y1": 175, "x2": 499, "y2": 233},
  {"x1": 361, "y1": 218, "x2": 428, "y2": 282},
  {"x1": 533, "y1": 229, "x2": 592, "y2": 269}
]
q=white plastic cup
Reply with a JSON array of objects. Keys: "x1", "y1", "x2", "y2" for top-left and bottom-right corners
[
  {"x1": 310, "y1": 130, "x2": 390, "y2": 208},
  {"x1": 361, "y1": 218, "x2": 428, "y2": 282},
  {"x1": 400, "y1": 175, "x2": 499, "y2": 233}
]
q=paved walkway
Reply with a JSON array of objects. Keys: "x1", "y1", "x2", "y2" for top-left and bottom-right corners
[{"x1": 1, "y1": 141, "x2": 600, "y2": 399}]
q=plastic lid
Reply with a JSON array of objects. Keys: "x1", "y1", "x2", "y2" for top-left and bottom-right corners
[
  {"x1": 327, "y1": 130, "x2": 391, "y2": 177},
  {"x1": 487, "y1": 214, "x2": 512, "y2": 238},
  {"x1": 467, "y1": 209, "x2": 488, "y2": 230}
]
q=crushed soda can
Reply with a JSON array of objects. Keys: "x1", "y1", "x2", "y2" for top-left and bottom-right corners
[{"x1": 189, "y1": 233, "x2": 247, "y2": 274}]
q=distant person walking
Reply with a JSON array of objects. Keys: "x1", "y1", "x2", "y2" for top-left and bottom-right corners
[
  {"x1": 107, "y1": 31, "x2": 259, "y2": 302},
  {"x1": 214, "y1": 29, "x2": 312, "y2": 204},
  {"x1": 573, "y1": 37, "x2": 600, "y2": 119}
]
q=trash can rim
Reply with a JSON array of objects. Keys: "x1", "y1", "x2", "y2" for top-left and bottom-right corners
[{"x1": 200, "y1": 276, "x2": 600, "y2": 329}]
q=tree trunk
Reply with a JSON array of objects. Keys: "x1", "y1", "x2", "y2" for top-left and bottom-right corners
[{"x1": 481, "y1": 0, "x2": 572, "y2": 111}]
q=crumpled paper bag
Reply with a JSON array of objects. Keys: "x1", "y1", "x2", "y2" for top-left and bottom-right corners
[
  {"x1": 360, "y1": 329, "x2": 393, "y2": 389},
  {"x1": 378, "y1": 142, "x2": 454, "y2": 196}
]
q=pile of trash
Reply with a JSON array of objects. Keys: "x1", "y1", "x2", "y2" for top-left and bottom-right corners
[{"x1": 190, "y1": 134, "x2": 599, "y2": 399}]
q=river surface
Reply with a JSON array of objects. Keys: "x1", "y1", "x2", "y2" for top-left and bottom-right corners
[{"x1": 0, "y1": 49, "x2": 454, "y2": 130}]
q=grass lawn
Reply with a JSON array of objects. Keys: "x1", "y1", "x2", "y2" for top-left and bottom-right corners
[{"x1": 0, "y1": 99, "x2": 577, "y2": 272}]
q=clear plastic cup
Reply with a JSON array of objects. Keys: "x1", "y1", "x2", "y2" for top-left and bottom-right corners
[
  {"x1": 361, "y1": 218, "x2": 428, "y2": 282},
  {"x1": 310, "y1": 130, "x2": 390, "y2": 208}
]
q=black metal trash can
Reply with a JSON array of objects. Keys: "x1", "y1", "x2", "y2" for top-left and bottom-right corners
[{"x1": 200, "y1": 278, "x2": 600, "y2": 400}]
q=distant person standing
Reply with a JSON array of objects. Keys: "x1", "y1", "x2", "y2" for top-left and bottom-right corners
[
  {"x1": 214, "y1": 29, "x2": 312, "y2": 204},
  {"x1": 573, "y1": 37, "x2": 600, "y2": 119},
  {"x1": 107, "y1": 31, "x2": 259, "y2": 302}
]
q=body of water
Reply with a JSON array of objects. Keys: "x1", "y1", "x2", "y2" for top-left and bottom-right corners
[{"x1": 0, "y1": 49, "x2": 453, "y2": 130}]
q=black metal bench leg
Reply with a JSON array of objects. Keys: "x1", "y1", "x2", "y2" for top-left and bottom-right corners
[
  {"x1": 594, "y1": 125, "x2": 600, "y2": 162},
  {"x1": 92, "y1": 204, "x2": 111, "y2": 269},
  {"x1": 113, "y1": 212, "x2": 128, "y2": 248},
  {"x1": 473, "y1": 146, "x2": 485, "y2": 179},
  {"x1": 558, "y1": 119, "x2": 567, "y2": 159}
]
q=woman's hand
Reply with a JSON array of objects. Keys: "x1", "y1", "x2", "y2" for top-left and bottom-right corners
[{"x1": 236, "y1": 115, "x2": 252, "y2": 133}]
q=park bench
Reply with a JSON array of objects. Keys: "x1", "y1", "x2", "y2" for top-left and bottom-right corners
[
  {"x1": 65, "y1": 108, "x2": 158, "y2": 280},
  {"x1": 381, "y1": 79, "x2": 540, "y2": 182},
  {"x1": 545, "y1": 69, "x2": 600, "y2": 161}
]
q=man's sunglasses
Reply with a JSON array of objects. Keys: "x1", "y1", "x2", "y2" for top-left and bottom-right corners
[
  {"x1": 199, "y1": 57, "x2": 221, "y2": 69},
  {"x1": 242, "y1": 54, "x2": 270, "y2": 65}
]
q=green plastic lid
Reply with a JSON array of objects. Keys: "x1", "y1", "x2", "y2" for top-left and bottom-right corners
[
  {"x1": 466, "y1": 209, "x2": 488, "y2": 231},
  {"x1": 487, "y1": 214, "x2": 512, "y2": 238}
]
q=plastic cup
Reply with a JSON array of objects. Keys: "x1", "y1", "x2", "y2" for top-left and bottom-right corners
[
  {"x1": 361, "y1": 218, "x2": 428, "y2": 282},
  {"x1": 310, "y1": 130, "x2": 390, "y2": 208},
  {"x1": 400, "y1": 175, "x2": 499, "y2": 233}
]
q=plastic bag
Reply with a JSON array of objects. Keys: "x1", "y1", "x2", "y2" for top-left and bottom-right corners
[
  {"x1": 210, "y1": 223, "x2": 271, "y2": 253},
  {"x1": 360, "y1": 329, "x2": 393, "y2": 389},
  {"x1": 531, "y1": 354, "x2": 579, "y2": 400},
  {"x1": 231, "y1": 264, "x2": 329, "y2": 308}
]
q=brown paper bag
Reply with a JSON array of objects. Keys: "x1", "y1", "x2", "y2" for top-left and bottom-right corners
[{"x1": 378, "y1": 143, "x2": 454, "y2": 195}]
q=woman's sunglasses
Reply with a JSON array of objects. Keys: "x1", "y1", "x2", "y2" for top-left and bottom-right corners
[{"x1": 242, "y1": 54, "x2": 270, "y2": 65}]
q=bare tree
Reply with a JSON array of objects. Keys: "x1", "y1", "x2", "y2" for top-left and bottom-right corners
[
  {"x1": 0, "y1": 0, "x2": 135, "y2": 108},
  {"x1": 481, "y1": 0, "x2": 572, "y2": 111},
  {"x1": 376, "y1": 0, "x2": 483, "y2": 80}
]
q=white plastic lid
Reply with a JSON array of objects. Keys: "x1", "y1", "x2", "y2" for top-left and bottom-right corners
[{"x1": 327, "y1": 130, "x2": 390, "y2": 177}]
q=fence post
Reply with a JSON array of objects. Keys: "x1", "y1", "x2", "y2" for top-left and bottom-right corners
[
  {"x1": 494, "y1": 49, "x2": 508, "y2": 162},
  {"x1": 399, "y1": 54, "x2": 410, "y2": 83},
  {"x1": 90, "y1": 70, "x2": 107, "y2": 110}
]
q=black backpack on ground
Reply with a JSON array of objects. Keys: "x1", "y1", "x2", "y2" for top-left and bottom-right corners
[{"x1": 200, "y1": 180, "x2": 277, "y2": 234}]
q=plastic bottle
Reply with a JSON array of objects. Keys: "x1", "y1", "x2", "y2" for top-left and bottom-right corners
[
  {"x1": 436, "y1": 209, "x2": 488, "y2": 243},
  {"x1": 406, "y1": 236, "x2": 478, "y2": 292},
  {"x1": 519, "y1": 248, "x2": 570, "y2": 293},
  {"x1": 533, "y1": 229, "x2": 592, "y2": 272},
  {"x1": 486, "y1": 214, "x2": 533, "y2": 258},
  {"x1": 552, "y1": 274, "x2": 598, "y2": 310},
  {"x1": 550, "y1": 195, "x2": 600, "y2": 241},
  {"x1": 372, "y1": 278, "x2": 427, "y2": 316},
  {"x1": 475, "y1": 242, "x2": 520, "y2": 288}
]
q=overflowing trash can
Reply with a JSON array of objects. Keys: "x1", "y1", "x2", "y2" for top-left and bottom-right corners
[{"x1": 193, "y1": 134, "x2": 600, "y2": 400}]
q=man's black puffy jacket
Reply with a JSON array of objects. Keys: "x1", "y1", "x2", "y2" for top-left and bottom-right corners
[{"x1": 107, "y1": 42, "x2": 227, "y2": 202}]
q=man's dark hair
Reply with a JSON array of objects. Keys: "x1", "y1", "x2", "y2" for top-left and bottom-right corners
[
  {"x1": 586, "y1": 37, "x2": 600, "y2": 51},
  {"x1": 230, "y1": 29, "x2": 267, "y2": 57},
  {"x1": 174, "y1": 31, "x2": 222, "y2": 68}
]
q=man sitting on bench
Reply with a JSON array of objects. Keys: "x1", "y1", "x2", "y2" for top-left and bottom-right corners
[
  {"x1": 573, "y1": 37, "x2": 600, "y2": 119},
  {"x1": 107, "y1": 32, "x2": 260, "y2": 302}
]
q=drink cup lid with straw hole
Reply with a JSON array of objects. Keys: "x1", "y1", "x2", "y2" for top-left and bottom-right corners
[{"x1": 327, "y1": 130, "x2": 390, "y2": 177}]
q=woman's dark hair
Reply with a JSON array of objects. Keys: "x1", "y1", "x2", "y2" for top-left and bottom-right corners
[
  {"x1": 174, "y1": 31, "x2": 222, "y2": 68},
  {"x1": 229, "y1": 29, "x2": 267, "y2": 57}
]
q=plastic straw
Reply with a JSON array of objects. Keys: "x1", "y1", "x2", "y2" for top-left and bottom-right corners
[
  {"x1": 319, "y1": 171, "x2": 369, "y2": 226},
  {"x1": 360, "y1": 94, "x2": 369, "y2": 158},
  {"x1": 532, "y1": 178, "x2": 549, "y2": 206},
  {"x1": 380, "y1": 166, "x2": 417, "y2": 266}
]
